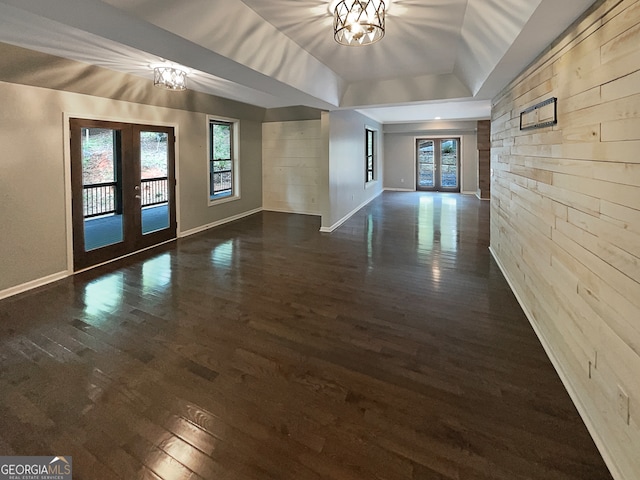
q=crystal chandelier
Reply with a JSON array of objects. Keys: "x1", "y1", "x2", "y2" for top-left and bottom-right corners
[
  {"x1": 153, "y1": 66, "x2": 188, "y2": 91},
  {"x1": 334, "y1": 0, "x2": 385, "y2": 46}
]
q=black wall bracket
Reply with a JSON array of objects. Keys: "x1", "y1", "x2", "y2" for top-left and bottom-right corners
[{"x1": 520, "y1": 97, "x2": 557, "y2": 131}]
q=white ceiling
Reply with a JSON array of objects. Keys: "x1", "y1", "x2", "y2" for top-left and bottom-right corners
[{"x1": 0, "y1": 0, "x2": 595, "y2": 123}]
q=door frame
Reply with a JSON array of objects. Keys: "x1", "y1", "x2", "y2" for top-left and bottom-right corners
[
  {"x1": 64, "y1": 114, "x2": 179, "y2": 273},
  {"x1": 414, "y1": 136, "x2": 462, "y2": 193}
]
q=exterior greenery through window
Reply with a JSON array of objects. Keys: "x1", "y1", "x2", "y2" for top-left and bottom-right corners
[
  {"x1": 210, "y1": 120, "x2": 233, "y2": 199},
  {"x1": 366, "y1": 128, "x2": 375, "y2": 183}
]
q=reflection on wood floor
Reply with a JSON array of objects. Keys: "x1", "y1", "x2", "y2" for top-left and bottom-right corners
[{"x1": 0, "y1": 192, "x2": 612, "y2": 480}]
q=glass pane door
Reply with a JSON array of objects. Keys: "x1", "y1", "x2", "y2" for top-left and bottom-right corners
[
  {"x1": 81, "y1": 127, "x2": 124, "y2": 251},
  {"x1": 416, "y1": 138, "x2": 460, "y2": 192},
  {"x1": 71, "y1": 119, "x2": 176, "y2": 271},
  {"x1": 440, "y1": 139, "x2": 459, "y2": 191},
  {"x1": 140, "y1": 131, "x2": 170, "y2": 235},
  {"x1": 417, "y1": 140, "x2": 435, "y2": 189}
]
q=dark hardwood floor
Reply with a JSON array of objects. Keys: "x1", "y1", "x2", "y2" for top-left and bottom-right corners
[{"x1": 0, "y1": 192, "x2": 613, "y2": 480}]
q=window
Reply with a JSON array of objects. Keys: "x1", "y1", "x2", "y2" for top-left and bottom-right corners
[
  {"x1": 209, "y1": 119, "x2": 236, "y2": 201},
  {"x1": 365, "y1": 128, "x2": 376, "y2": 183}
]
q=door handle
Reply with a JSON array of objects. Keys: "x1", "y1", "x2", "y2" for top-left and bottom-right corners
[
  {"x1": 135, "y1": 195, "x2": 141, "y2": 199},
  {"x1": 134, "y1": 185, "x2": 140, "y2": 191}
]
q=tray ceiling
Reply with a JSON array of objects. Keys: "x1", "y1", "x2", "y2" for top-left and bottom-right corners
[{"x1": 0, "y1": 0, "x2": 595, "y2": 122}]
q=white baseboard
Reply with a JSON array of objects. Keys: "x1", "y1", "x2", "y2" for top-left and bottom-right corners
[
  {"x1": 320, "y1": 191, "x2": 382, "y2": 233},
  {"x1": 489, "y1": 246, "x2": 624, "y2": 480},
  {"x1": 475, "y1": 192, "x2": 490, "y2": 201},
  {"x1": 262, "y1": 207, "x2": 320, "y2": 217},
  {"x1": 179, "y1": 207, "x2": 262, "y2": 238},
  {"x1": 0, "y1": 271, "x2": 69, "y2": 301}
]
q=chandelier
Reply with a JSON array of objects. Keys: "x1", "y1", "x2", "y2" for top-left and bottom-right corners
[
  {"x1": 153, "y1": 66, "x2": 188, "y2": 91},
  {"x1": 334, "y1": 0, "x2": 385, "y2": 46}
]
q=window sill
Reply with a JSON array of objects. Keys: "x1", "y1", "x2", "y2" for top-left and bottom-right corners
[{"x1": 209, "y1": 194, "x2": 241, "y2": 207}]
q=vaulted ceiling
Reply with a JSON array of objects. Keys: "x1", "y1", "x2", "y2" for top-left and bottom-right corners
[{"x1": 0, "y1": 0, "x2": 595, "y2": 122}]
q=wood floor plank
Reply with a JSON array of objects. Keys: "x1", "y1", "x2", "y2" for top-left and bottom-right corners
[{"x1": 0, "y1": 192, "x2": 613, "y2": 480}]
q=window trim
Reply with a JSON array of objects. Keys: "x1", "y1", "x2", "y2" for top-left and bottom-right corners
[
  {"x1": 365, "y1": 126, "x2": 377, "y2": 185},
  {"x1": 208, "y1": 115, "x2": 240, "y2": 205}
]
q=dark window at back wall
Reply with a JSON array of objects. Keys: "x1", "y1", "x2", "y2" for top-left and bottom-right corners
[{"x1": 366, "y1": 128, "x2": 375, "y2": 183}]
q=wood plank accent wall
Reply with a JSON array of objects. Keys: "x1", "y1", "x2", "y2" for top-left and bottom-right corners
[
  {"x1": 477, "y1": 120, "x2": 491, "y2": 199},
  {"x1": 490, "y1": 1, "x2": 640, "y2": 479},
  {"x1": 262, "y1": 120, "x2": 323, "y2": 215}
]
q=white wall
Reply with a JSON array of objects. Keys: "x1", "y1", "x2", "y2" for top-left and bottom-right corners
[
  {"x1": 322, "y1": 110, "x2": 383, "y2": 231},
  {"x1": 383, "y1": 121, "x2": 479, "y2": 193},
  {"x1": 262, "y1": 120, "x2": 322, "y2": 215},
  {"x1": 490, "y1": 1, "x2": 640, "y2": 479}
]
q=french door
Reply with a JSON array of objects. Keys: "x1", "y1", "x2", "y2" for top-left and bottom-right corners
[
  {"x1": 70, "y1": 118, "x2": 176, "y2": 271},
  {"x1": 416, "y1": 138, "x2": 460, "y2": 192}
]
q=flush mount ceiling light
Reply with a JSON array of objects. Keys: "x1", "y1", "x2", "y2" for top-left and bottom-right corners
[
  {"x1": 153, "y1": 65, "x2": 188, "y2": 91},
  {"x1": 334, "y1": 0, "x2": 385, "y2": 46}
]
